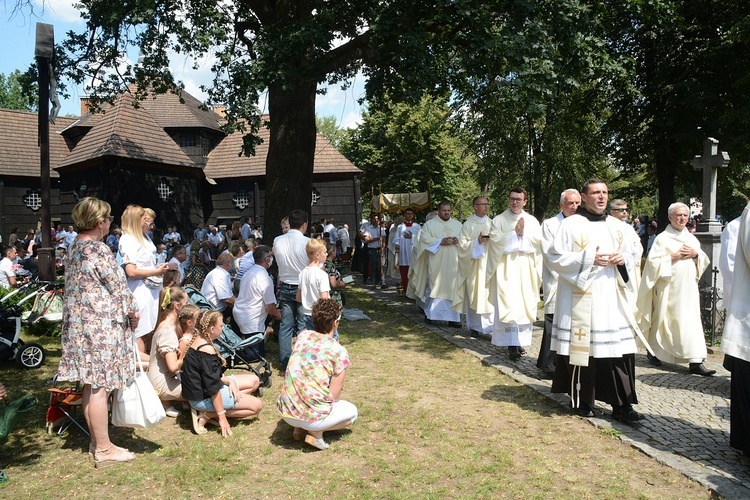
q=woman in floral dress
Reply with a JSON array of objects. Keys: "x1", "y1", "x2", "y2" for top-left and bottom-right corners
[
  {"x1": 277, "y1": 298, "x2": 357, "y2": 450},
  {"x1": 57, "y1": 197, "x2": 140, "y2": 468}
]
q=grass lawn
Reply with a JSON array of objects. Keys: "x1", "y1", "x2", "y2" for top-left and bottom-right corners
[{"x1": 0, "y1": 289, "x2": 710, "y2": 498}]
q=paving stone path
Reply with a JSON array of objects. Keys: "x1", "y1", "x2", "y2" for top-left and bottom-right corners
[{"x1": 356, "y1": 282, "x2": 750, "y2": 497}]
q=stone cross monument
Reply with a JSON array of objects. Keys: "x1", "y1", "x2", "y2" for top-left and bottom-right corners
[
  {"x1": 691, "y1": 137, "x2": 730, "y2": 293},
  {"x1": 692, "y1": 137, "x2": 730, "y2": 232}
]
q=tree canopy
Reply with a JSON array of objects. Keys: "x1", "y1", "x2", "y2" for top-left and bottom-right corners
[
  {"x1": 0, "y1": 69, "x2": 37, "y2": 112},
  {"x1": 10, "y1": 0, "x2": 747, "y2": 229},
  {"x1": 342, "y1": 94, "x2": 478, "y2": 219}
]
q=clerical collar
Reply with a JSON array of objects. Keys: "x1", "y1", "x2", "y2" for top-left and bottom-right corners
[
  {"x1": 404, "y1": 221, "x2": 414, "y2": 227},
  {"x1": 576, "y1": 206, "x2": 607, "y2": 222}
]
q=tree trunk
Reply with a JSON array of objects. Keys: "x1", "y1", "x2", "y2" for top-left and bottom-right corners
[
  {"x1": 654, "y1": 143, "x2": 676, "y2": 231},
  {"x1": 264, "y1": 78, "x2": 317, "y2": 243}
]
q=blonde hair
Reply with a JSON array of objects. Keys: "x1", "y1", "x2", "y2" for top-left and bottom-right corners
[
  {"x1": 71, "y1": 197, "x2": 110, "y2": 232},
  {"x1": 178, "y1": 303, "x2": 200, "y2": 331},
  {"x1": 186, "y1": 310, "x2": 226, "y2": 367},
  {"x1": 121, "y1": 204, "x2": 147, "y2": 246},
  {"x1": 306, "y1": 238, "x2": 327, "y2": 260},
  {"x1": 156, "y1": 286, "x2": 187, "y2": 328},
  {"x1": 143, "y1": 207, "x2": 156, "y2": 220}
]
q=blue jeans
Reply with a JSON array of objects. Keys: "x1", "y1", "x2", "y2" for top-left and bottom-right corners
[{"x1": 279, "y1": 283, "x2": 304, "y2": 370}]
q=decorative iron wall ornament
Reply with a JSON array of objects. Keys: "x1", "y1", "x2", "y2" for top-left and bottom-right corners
[
  {"x1": 23, "y1": 189, "x2": 42, "y2": 211},
  {"x1": 311, "y1": 188, "x2": 322, "y2": 206},
  {"x1": 232, "y1": 190, "x2": 252, "y2": 210},
  {"x1": 157, "y1": 178, "x2": 174, "y2": 202}
]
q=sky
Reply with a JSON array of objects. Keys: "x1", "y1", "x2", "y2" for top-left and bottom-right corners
[{"x1": 0, "y1": 0, "x2": 365, "y2": 129}]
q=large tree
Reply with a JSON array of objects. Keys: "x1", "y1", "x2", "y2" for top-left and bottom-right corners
[
  {"x1": 54, "y1": 1, "x2": 497, "y2": 242},
  {"x1": 448, "y1": 0, "x2": 625, "y2": 219},
  {"x1": 605, "y1": 0, "x2": 750, "y2": 227}
]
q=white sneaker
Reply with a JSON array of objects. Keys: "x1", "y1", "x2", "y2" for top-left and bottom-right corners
[{"x1": 165, "y1": 405, "x2": 180, "y2": 418}]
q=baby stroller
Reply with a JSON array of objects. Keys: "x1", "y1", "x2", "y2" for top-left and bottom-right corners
[
  {"x1": 184, "y1": 286, "x2": 272, "y2": 395},
  {"x1": 0, "y1": 280, "x2": 62, "y2": 369}
]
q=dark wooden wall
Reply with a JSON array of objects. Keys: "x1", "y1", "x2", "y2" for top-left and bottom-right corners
[{"x1": 0, "y1": 177, "x2": 62, "y2": 243}]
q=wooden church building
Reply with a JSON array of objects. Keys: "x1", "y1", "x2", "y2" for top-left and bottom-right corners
[{"x1": 0, "y1": 88, "x2": 362, "y2": 241}]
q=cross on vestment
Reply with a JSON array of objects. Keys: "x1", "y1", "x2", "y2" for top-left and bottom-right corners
[
  {"x1": 574, "y1": 328, "x2": 587, "y2": 341},
  {"x1": 692, "y1": 137, "x2": 729, "y2": 227}
]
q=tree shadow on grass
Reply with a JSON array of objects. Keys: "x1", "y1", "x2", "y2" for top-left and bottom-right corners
[{"x1": 480, "y1": 383, "x2": 570, "y2": 419}]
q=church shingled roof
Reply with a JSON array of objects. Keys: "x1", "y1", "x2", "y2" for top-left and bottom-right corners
[
  {"x1": 57, "y1": 92, "x2": 196, "y2": 169},
  {"x1": 0, "y1": 109, "x2": 77, "y2": 178},
  {"x1": 204, "y1": 118, "x2": 361, "y2": 179}
]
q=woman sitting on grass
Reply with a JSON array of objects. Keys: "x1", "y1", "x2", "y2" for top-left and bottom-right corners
[
  {"x1": 181, "y1": 310, "x2": 262, "y2": 436},
  {"x1": 277, "y1": 298, "x2": 358, "y2": 450},
  {"x1": 148, "y1": 286, "x2": 188, "y2": 418}
]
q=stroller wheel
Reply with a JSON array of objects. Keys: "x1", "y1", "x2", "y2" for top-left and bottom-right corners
[
  {"x1": 256, "y1": 386, "x2": 264, "y2": 397},
  {"x1": 263, "y1": 374, "x2": 272, "y2": 388},
  {"x1": 16, "y1": 342, "x2": 46, "y2": 369}
]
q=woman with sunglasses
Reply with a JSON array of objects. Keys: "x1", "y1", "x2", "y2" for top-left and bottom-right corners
[{"x1": 119, "y1": 205, "x2": 170, "y2": 360}]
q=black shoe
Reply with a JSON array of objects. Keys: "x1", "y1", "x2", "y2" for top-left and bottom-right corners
[
  {"x1": 470, "y1": 329, "x2": 481, "y2": 338},
  {"x1": 449, "y1": 321, "x2": 461, "y2": 328},
  {"x1": 689, "y1": 363, "x2": 716, "y2": 376},
  {"x1": 612, "y1": 405, "x2": 645, "y2": 424},
  {"x1": 508, "y1": 346, "x2": 522, "y2": 361},
  {"x1": 380, "y1": 284, "x2": 388, "y2": 290},
  {"x1": 647, "y1": 353, "x2": 662, "y2": 366},
  {"x1": 519, "y1": 346, "x2": 527, "y2": 355},
  {"x1": 576, "y1": 403, "x2": 594, "y2": 418},
  {"x1": 424, "y1": 316, "x2": 433, "y2": 325}
]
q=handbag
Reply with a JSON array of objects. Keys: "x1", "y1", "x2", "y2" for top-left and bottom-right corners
[
  {"x1": 111, "y1": 342, "x2": 166, "y2": 428},
  {"x1": 144, "y1": 275, "x2": 163, "y2": 289}
]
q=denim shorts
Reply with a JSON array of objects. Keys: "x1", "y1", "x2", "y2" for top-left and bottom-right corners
[{"x1": 189, "y1": 376, "x2": 237, "y2": 412}]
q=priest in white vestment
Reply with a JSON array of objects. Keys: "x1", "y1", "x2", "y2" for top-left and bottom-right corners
[
  {"x1": 637, "y1": 202, "x2": 714, "y2": 376},
  {"x1": 719, "y1": 212, "x2": 742, "y2": 305},
  {"x1": 486, "y1": 187, "x2": 542, "y2": 360},
  {"x1": 548, "y1": 179, "x2": 644, "y2": 423},
  {"x1": 721, "y1": 201, "x2": 750, "y2": 457},
  {"x1": 537, "y1": 189, "x2": 580, "y2": 375},
  {"x1": 609, "y1": 199, "x2": 644, "y2": 308},
  {"x1": 408, "y1": 202, "x2": 462, "y2": 325},
  {"x1": 394, "y1": 208, "x2": 421, "y2": 294},
  {"x1": 452, "y1": 196, "x2": 494, "y2": 337}
]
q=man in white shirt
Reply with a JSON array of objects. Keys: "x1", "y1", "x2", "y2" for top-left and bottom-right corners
[
  {"x1": 62, "y1": 225, "x2": 77, "y2": 249},
  {"x1": 193, "y1": 221, "x2": 208, "y2": 242},
  {"x1": 207, "y1": 226, "x2": 224, "y2": 261},
  {"x1": 167, "y1": 245, "x2": 188, "y2": 285},
  {"x1": 233, "y1": 245, "x2": 281, "y2": 337},
  {"x1": 240, "y1": 217, "x2": 253, "y2": 242},
  {"x1": 360, "y1": 213, "x2": 385, "y2": 287},
  {"x1": 0, "y1": 245, "x2": 18, "y2": 288},
  {"x1": 324, "y1": 218, "x2": 338, "y2": 244},
  {"x1": 272, "y1": 209, "x2": 310, "y2": 371},
  {"x1": 200, "y1": 253, "x2": 235, "y2": 313},
  {"x1": 163, "y1": 226, "x2": 181, "y2": 249},
  {"x1": 394, "y1": 208, "x2": 421, "y2": 294}
]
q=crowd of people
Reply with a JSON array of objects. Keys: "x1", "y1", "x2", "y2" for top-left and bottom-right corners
[
  {"x1": 380, "y1": 179, "x2": 748, "y2": 451},
  {"x1": 7, "y1": 183, "x2": 748, "y2": 468},
  {"x1": 50, "y1": 199, "x2": 357, "y2": 467}
]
